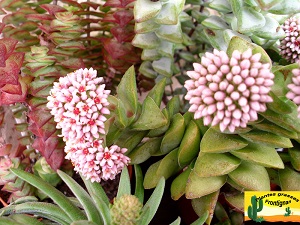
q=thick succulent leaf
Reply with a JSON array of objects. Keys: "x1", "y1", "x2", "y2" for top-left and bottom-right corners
[
  {"x1": 278, "y1": 166, "x2": 300, "y2": 191},
  {"x1": 0, "y1": 217, "x2": 25, "y2": 225},
  {"x1": 200, "y1": 127, "x2": 248, "y2": 153},
  {"x1": 131, "y1": 96, "x2": 167, "y2": 130},
  {"x1": 134, "y1": 165, "x2": 144, "y2": 203},
  {"x1": 239, "y1": 130, "x2": 293, "y2": 148},
  {"x1": 10, "y1": 169, "x2": 86, "y2": 221},
  {"x1": 208, "y1": 0, "x2": 232, "y2": 13},
  {"x1": 186, "y1": 171, "x2": 227, "y2": 199},
  {"x1": 253, "y1": 15, "x2": 285, "y2": 39},
  {"x1": 139, "y1": 61, "x2": 158, "y2": 79},
  {"x1": 194, "y1": 152, "x2": 241, "y2": 177},
  {"x1": 289, "y1": 146, "x2": 300, "y2": 171},
  {"x1": 143, "y1": 160, "x2": 162, "y2": 189},
  {"x1": 129, "y1": 137, "x2": 162, "y2": 164},
  {"x1": 114, "y1": 130, "x2": 148, "y2": 154},
  {"x1": 155, "y1": 3, "x2": 178, "y2": 25},
  {"x1": 237, "y1": 6, "x2": 265, "y2": 33},
  {"x1": 141, "y1": 49, "x2": 161, "y2": 61},
  {"x1": 203, "y1": 29, "x2": 227, "y2": 51},
  {"x1": 132, "y1": 32, "x2": 160, "y2": 49},
  {"x1": 171, "y1": 164, "x2": 193, "y2": 200},
  {"x1": 116, "y1": 167, "x2": 131, "y2": 199},
  {"x1": 228, "y1": 161, "x2": 270, "y2": 191},
  {"x1": 178, "y1": 120, "x2": 201, "y2": 167},
  {"x1": 231, "y1": 142, "x2": 284, "y2": 168},
  {"x1": 152, "y1": 57, "x2": 173, "y2": 77},
  {"x1": 160, "y1": 113, "x2": 185, "y2": 154},
  {"x1": 169, "y1": 217, "x2": 181, "y2": 225},
  {"x1": 268, "y1": 0, "x2": 300, "y2": 14},
  {"x1": 155, "y1": 22, "x2": 183, "y2": 43},
  {"x1": 57, "y1": 170, "x2": 102, "y2": 223},
  {"x1": 253, "y1": 120, "x2": 298, "y2": 139},
  {"x1": 267, "y1": 92, "x2": 293, "y2": 114},
  {"x1": 134, "y1": 0, "x2": 162, "y2": 23},
  {"x1": 190, "y1": 211, "x2": 210, "y2": 225},
  {"x1": 146, "y1": 77, "x2": 166, "y2": 106},
  {"x1": 224, "y1": 192, "x2": 244, "y2": 212},
  {"x1": 71, "y1": 221, "x2": 99, "y2": 225},
  {"x1": 202, "y1": 16, "x2": 229, "y2": 30},
  {"x1": 134, "y1": 18, "x2": 160, "y2": 34},
  {"x1": 8, "y1": 214, "x2": 45, "y2": 225}
]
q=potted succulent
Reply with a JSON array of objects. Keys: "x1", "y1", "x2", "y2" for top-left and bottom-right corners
[{"x1": 0, "y1": 0, "x2": 300, "y2": 224}]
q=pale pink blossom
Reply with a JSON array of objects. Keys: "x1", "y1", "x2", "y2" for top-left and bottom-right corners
[
  {"x1": 286, "y1": 68, "x2": 300, "y2": 117},
  {"x1": 280, "y1": 17, "x2": 300, "y2": 63},
  {"x1": 185, "y1": 49, "x2": 274, "y2": 133}
]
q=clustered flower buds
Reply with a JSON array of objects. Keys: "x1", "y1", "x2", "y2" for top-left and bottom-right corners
[
  {"x1": 185, "y1": 49, "x2": 274, "y2": 132},
  {"x1": 47, "y1": 68, "x2": 130, "y2": 182},
  {"x1": 286, "y1": 68, "x2": 300, "y2": 117},
  {"x1": 110, "y1": 194, "x2": 143, "y2": 225},
  {"x1": 280, "y1": 17, "x2": 300, "y2": 63}
]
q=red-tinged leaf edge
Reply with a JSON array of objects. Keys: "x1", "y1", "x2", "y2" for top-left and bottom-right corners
[{"x1": 40, "y1": 4, "x2": 66, "y2": 16}]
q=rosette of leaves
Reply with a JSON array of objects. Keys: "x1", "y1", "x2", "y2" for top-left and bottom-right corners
[
  {"x1": 101, "y1": 0, "x2": 141, "y2": 74},
  {"x1": 196, "y1": 0, "x2": 300, "y2": 52},
  {"x1": 0, "y1": 165, "x2": 190, "y2": 225},
  {"x1": 132, "y1": 0, "x2": 186, "y2": 83}
]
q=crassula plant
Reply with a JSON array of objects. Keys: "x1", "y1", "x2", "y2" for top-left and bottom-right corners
[{"x1": 0, "y1": 0, "x2": 300, "y2": 224}]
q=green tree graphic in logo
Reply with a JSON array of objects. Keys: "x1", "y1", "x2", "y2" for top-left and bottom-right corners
[
  {"x1": 284, "y1": 207, "x2": 292, "y2": 216},
  {"x1": 248, "y1": 195, "x2": 265, "y2": 223}
]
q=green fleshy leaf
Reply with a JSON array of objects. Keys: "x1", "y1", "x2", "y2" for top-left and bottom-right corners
[
  {"x1": 278, "y1": 166, "x2": 300, "y2": 191},
  {"x1": 190, "y1": 211, "x2": 210, "y2": 225},
  {"x1": 0, "y1": 217, "x2": 26, "y2": 225},
  {"x1": 134, "y1": 0, "x2": 162, "y2": 23},
  {"x1": 200, "y1": 127, "x2": 248, "y2": 153},
  {"x1": 224, "y1": 192, "x2": 244, "y2": 212},
  {"x1": 139, "y1": 61, "x2": 158, "y2": 79},
  {"x1": 203, "y1": 29, "x2": 227, "y2": 51},
  {"x1": 117, "y1": 66, "x2": 138, "y2": 125},
  {"x1": 129, "y1": 137, "x2": 163, "y2": 164},
  {"x1": 267, "y1": 92, "x2": 293, "y2": 114},
  {"x1": 268, "y1": 0, "x2": 300, "y2": 14},
  {"x1": 289, "y1": 146, "x2": 300, "y2": 171},
  {"x1": 143, "y1": 160, "x2": 162, "y2": 189},
  {"x1": 160, "y1": 113, "x2": 186, "y2": 154},
  {"x1": 170, "y1": 217, "x2": 181, "y2": 225},
  {"x1": 186, "y1": 171, "x2": 227, "y2": 199},
  {"x1": 71, "y1": 221, "x2": 99, "y2": 225},
  {"x1": 202, "y1": 16, "x2": 229, "y2": 30},
  {"x1": 132, "y1": 32, "x2": 160, "y2": 49},
  {"x1": 134, "y1": 18, "x2": 160, "y2": 34},
  {"x1": 231, "y1": 142, "x2": 284, "y2": 168},
  {"x1": 208, "y1": 0, "x2": 232, "y2": 13},
  {"x1": 152, "y1": 57, "x2": 173, "y2": 77},
  {"x1": 239, "y1": 130, "x2": 293, "y2": 148},
  {"x1": 237, "y1": 6, "x2": 265, "y2": 33},
  {"x1": 253, "y1": 15, "x2": 285, "y2": 39},
  {"x1": 131, "y1": 96, "x2": 168, "y2": 130},
  {"x1": 157, "y1": 40, "x2": 175, "y2": 58},
  {"x1": 194, "y1": 152, "x2": 241, "y2": 177},
  {"x1": 141, "y1": 49, "x2": 161, "y2": 61},
  {"x1": 228, "y1": 161, "x2": 270, "y2": 191},
  {"x1": 155, "y1": 22, "x2": 183, "y2": 43},
  {"x1": 171, "y1": 164, "x2": 193, "y2": 200},
  {"x1": 8, "y1": 214, "x2": 45, "y2": 225},
  {"x1": 155, "y1": 3, "x2": 178, "y2": 25},
  {"x1": 134, "y1": 165, "x2": 144, "y2": 204},
  {"x1": 178, "y1": 120, "x2": 201, "y2": 167},
  {"x1": 191, "y1": 191, "x2": 219, "y2": 225},
  {"x1": 114, "y1": 130, "x2": 148, "y2": 154},
  {"x1": 146, "y1": 77, "x2": 166, "y2": 106}
]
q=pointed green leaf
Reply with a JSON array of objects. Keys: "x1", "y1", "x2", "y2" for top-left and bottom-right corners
[
  {"x1": 228, "y1": 161, "x2": 270, "y2": 191},
  {"x1": 134, "y1": 0, "x2": 162, "y2": 23},
  {"x1": 231, "y1": 142, "x2": 284, "y2": 168},
  {"x1": 156, "y1": 148, "x2": 181, "y2": 178},
  {"x1": 0, "y1": 217, "x2": 24, "y2": 225},
  {"x1": 132, "y1": 32, "x2": 160, "y2": 49},
  {"x1": 289, "y1": 146, "x2": 300, "y2": 171},
  {"x1": 116, "y1": 167, "x2": 131, "y2": 199},
  {"x1": 57, "y1": 170, "x2": 102, "y2": 223},
  {"x1": 178, "y1": 120, "x2": 201, "y2": 167},
  {"x1": 208, "y1": 0, "x2": 231, "y2": 13},
  {"x1": 190, "y1": 211, "x2": 209, "y2": 225},
  {"x1": 239, "y1": 130, "x2": 293, "y2": 148},
  {"x1": 237, "y1": 6, "x2": 265, "y2": 33},
  {"x1": 155, "y1": 22, "x2": 183, "y2": 43},
  {"x1": 8, "y1": 214, "x2": 45, "y2": 225},
  {"x1": 141, "y1": 49, "x2": 161, "y2": 61},
  {"x1": 71, "y1": 221, "x2": 99, "y2": 225},
  {"x1": 224, "y1": 192, "x2": 244, "y2": 212},
  {"x1": 117, "y1": 66, "x2": 138, "y2": 125},
  {"x1": 139, "y1": 61, "x2": 158, "y2": 79},
  {"x1": 10, "y1": 169, "x2": 86, "y2": 221},
  {"x1": 158, "y1": 41, "x2": 175, "y2": 58},
  {"x1": 202, "y1": 16, "x2": 229, "y2": 30},
  {"x1": 191, "y1": 191, "x2": 219, "y2": 225},
  {"x1": 147, "y1": 77, "x2": 166, "y2": 106},
  {"x1": 194, "y1": 152, "x2": 241, "y2": 177},
  {"x1": 114, "y1": 130, "x2": 148, "y2": 154},
  {"x1": 143, "y1": 160, "x2": 162, "y2": 189},
  {"x1": 253, "y1": 119, "x2": 298, "y2": 139},
  {"x1": 278, "y1": 166, "x2": 300, "y2": 191},
  {"x1": 147, "y1": 108, "x2": 170, "y2": 138},
  {"x1": 155, "y1": 3, "x2": 178, "y2": 25},
  {"x1": 135, "y1": 18, "x2": 160, "y2": 34},
  {"x1": 204, "y1": 29, "x2": 227, "y2": 51},
  {"x1": 200, "y1": 127, "x2": 248, "y2": 153},
  {"x1": 132, "y1": 96, "x2": 168, "y2": 130},
  {"x1": 171, "y1": 164, "x2": 192, "y2": 200},
  {"x1": 170, "y1": 217, "x2": 181, "y2": 225},
  {"x1": 186, "y1": 171, "x2": 226, "y2": 199},
  {"x1": 152, "y1": 57, "x2": 173, "y2": 77},
  {"x1": 160, "y1": 113, "x2": 185, "y2": 154},
  {"x1": 253, "y1": 15, "x2": 285, "y2": 39},
  {"x1": 267, "y1": 92, "x2": 293, "y2": 114}
]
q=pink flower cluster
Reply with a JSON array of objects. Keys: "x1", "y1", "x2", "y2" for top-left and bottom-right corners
[
  {"x1": 280, "y1": 17, "x2": 300, "y2": 63},
  {"x1": 47, "y1": 68, "x2": 130, "y2": 182},
  {"x1": 286, "y1": 68, "x2": 300, "y2": 118},
  {"x1": 185, "y1": 49, "x2": 274, "y2": 133}
]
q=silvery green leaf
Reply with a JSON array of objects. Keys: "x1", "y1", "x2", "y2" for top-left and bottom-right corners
[
  {"x1": 208, "y1": 0, "x2": 232, "y2": 13},
  {"x1": 173, "y1": 0, "x2": 185, "y2": 14},
  {"x1": 139, "y1": 61, "x2": 158, "y2": 79},
  {"x1": 229, "y1": 0, "x2": 243, "y2": 16},
  {"x1": 253, "y1": 15, "x2": 285, "y2": 39},
  {"x1": 203, "y1": 29, "x2": 228, "y2": 51},
  {"x1": 223, "y1": 29, "x2": 251, "y2": 45},
  {"x1": 132, "y1": 32, "x2": 160, "y2": 49},
  {"x1": 157, "y1": 41, "x2": 175, "y2": 58},
  {"x1": 134, "y1": 0, "x2": 162, "y2": 23},
  {"x1": 237, "y1": 6, "x2": 266, "y2": 33},
  {"x1": 141, "y1": 49, "x2": 161, "y2": 61},
  {"x1": 155, "y1": 3, "x2": 178, "y2": 25},
  {"x1": 152, "y1": 57, "x2": 173, "y2": 77},
  {"x1": 179, "y1": 11, "x2": 191, "y2": 22},
  {"x1": 251, "y1": 34, "x2": 268, "y2": 45},
  {"x1": 135, "y1": 19, "x2": 160, "y2": 34},
  {"x1": 244, "y1": 0, "x2": 258, "y2": 7},
  {"x1": 191, "y1": 9, "x2": 209, "y2": 23},
  {"x1": 202, "y1": 15, "x2": 229, "y2": 30},
  {"x1": 155, "y1": 22, "x2": 183, "y2": 43},
  {"x1": 268, "y1": 0, "x2": 300, "y2": 14}
]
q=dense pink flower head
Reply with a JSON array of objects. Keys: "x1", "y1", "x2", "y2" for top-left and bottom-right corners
[
  {"x1": 47, "y1": 68, "x2": 110, "y2": 143},
  {"x1": 184, "y1": 49, "x2": 274, "y2": 133},
  {"x1": 286, "y1": 68, "x2": 300, "y2": 117},
  {"x1": 65, "y1": 140, "x2": 130, "y2": 182},
  {"x1": 280, "y1": 17, "x2": 300, "y2": 63}
]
